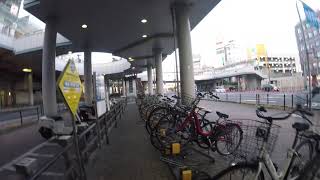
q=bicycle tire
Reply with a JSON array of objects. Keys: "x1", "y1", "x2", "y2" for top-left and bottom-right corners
[
  {"x1": 215, "y1": 123, "x2": 243, "y2": 156},
  {"x1": 196, "y1": 120, "x2": 214, "y2": 149},
  {"x1": 210, "y1": 162, "x2": 264, "y2": 180},
  {"x1": 297, "y1": 153, "x2": 320, "y2": 180},
  {"x1": 286, "y1": 139, "x2": 314, "y2": 179}
]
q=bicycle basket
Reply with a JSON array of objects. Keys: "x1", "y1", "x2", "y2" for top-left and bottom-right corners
[{"x1": 230, "y1": 119, "x2": 281, "y2": 161}]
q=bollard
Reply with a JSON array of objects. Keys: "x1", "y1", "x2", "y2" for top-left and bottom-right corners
[
  {"x1": 283, "y1": 94, "x2": 286, "y2": 111},
  {"x1": 226, "y1": 93, "x2": 228, "y2": 101},
  {"x1": 20, "y1": 111, "x2": 23, "y2": 125},
  {"x1": 36, "y1": 107, "x2": 40, "y2": 121},
  {"x1": 291, "y1": 94, "x2": 294, "y2": 108},
  {"x1": 239, "y1": 93, "x2": 241, "y2": 104}
]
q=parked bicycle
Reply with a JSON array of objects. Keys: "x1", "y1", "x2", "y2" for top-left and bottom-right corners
[{"x1": 210, "y1": 105, "x2": 318, "y2": 180}]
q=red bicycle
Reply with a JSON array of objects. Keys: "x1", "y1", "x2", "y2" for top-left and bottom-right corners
[{"x1": 155, "y1": 94, "x2": 243, "y2": 155}]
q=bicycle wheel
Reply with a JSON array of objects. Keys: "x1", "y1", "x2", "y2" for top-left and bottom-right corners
[
  {"x1": 196, "y1": 120, "x2": 214, "y2": 149},
  {"x1": 211, "y1": 162, "x2": 264, "y2": 180},
  {"x1": 146, "y1": 107, "x2": 168, "y2": 134},
  {"x1": 287, "y1": 139, "x2": 314, "y2": 179},
  {"x1": 297, "y1": 153, "x2": 320, "y2": 180},
  {"x1": 215, "y1": 123, "x2": 243, "y2": 156}
]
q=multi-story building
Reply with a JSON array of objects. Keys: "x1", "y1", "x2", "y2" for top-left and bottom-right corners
[
  {"x1": 216, "y1": 39, "x2": 243, "y2": 67},
  {"x1": 256, "y1": 56, "x2": 297, "y2": 76},
  {"x1": 295, "y1": 17, "x2": 320, "y2": 85}
]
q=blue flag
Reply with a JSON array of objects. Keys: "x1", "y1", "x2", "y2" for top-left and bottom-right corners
[{"x1": 302, "y1": 1, "x2": 319, "y2": 29}]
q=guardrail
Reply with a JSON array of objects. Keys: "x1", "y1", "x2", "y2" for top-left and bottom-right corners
[
  {"x1": 205, "y1": 92, "x2": 312, "y2": 110},
  {"x1": 27, "y1": 98, "x2": 127, "y2": 180},
  {"x1": 0, "y1": 103, "x2": 67, "y2": 127}
]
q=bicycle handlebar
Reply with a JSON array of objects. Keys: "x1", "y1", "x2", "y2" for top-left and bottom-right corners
[{"x1": 256, "y1": 105, "x2": 314, "y2": 124}]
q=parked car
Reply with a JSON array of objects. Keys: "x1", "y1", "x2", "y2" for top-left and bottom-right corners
[
  {"x1": 262, "y1": 84, "x2": 279, "y2": 92},
  {"x1": 215, "y1": 87, "x2": 226, "y2": 93}
]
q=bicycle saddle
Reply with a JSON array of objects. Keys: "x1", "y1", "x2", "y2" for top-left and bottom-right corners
[
  {"x1": 216, "y1": 111, "x2": 229, "y2": 119},
  {"x1": 292, "y1": 122, "x2": 310, "y2": 131}
]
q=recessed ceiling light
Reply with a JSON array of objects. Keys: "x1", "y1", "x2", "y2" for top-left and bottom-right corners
[
  {"x1": 141, "y1": 19, "x2": 147, "y2": 23},
  {"x1": 128, "y1": 57, "x2": 134, "y2": 61},
  {"x1": 142, "y1": 34, "x2": 147, "y2": 38},
  {"x1": 68, "y1": 51, "x2": 72, "y2": 54},
  {"x1": 81, "y1": 24, "x2": 88, "y2": 29},
  {"x1": 22, "y1": 68, "x2": 32, "y2": 73},
  {"x1": 132, "y1": 67, "x2": 135, "y2": 69}
]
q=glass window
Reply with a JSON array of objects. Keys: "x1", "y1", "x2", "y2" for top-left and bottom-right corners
[
  {"x1": 308, "y1": 32, "x2": 313, "y2": 38},
  {"x1": 306, "y1": 23, "x2": 310, "y2": 28},
  {"x1": 316, "y1": 41, "x2": 320, "y2": 47},
  {"x1": 314, "y1": 30, "x2": 318, "y2": 36},
  {"x1": 297, "y1": 28, "x2": 301, "y2": 34}
]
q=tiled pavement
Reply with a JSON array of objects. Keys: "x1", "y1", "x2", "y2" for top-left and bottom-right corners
[{"x1": 86, "y1": 104, "x2": 174, "y2": 180}]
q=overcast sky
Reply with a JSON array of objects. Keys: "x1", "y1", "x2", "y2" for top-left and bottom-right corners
[{"x1": 162, "y1": 0, "x2": 320, "y2": 74}]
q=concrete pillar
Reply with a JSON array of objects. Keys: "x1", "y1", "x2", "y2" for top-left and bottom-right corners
[
  {"x1": 154, "y1": 48, "x2": 164, "y2": 95},
  {"x1": 147, "y1": 64, "x2": 153, "y2": 95},
  {"x1": 105, "y1": 78, "x2": 110, "y2": 111},
  {"x1": 28, "y1": 73, "x2": 34, "y2": 106},
  {"x1": 84, "y1": 50, "x2": 93, "y2": 105},
  {"x1": 174, "y1": 3, "x2": 195, "y2": 98},
  {"x1": 122, "y1": 79, "x2": 126, "y2": 96},
  {"x1": 42, "y1": 18, "x2": 57, "y2": 116}
]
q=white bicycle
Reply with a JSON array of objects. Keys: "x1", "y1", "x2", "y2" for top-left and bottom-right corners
[{"x1": 210, "y1": 105, "x2": 315, "y2": 180}]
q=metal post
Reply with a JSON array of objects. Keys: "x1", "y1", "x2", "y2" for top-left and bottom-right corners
[
  {"x1": 267, "y1": 94, "x2": 269, "y2": 105},
  {"x1": 19, "y1": 111, "x2": 23, "y2": 125},
  {"x1": 226, "y1": 93, "x2": 228, "y2": 101},
  {"x1": 291, "y1": 94, "x2": 294, "y2": 108},
  {"x1": 283, "y1": 94, "x2": 286, "y2": 110},
  {"x1": 239, "y1": 93, "x2": 241, "y2": 104},
  {"x1": 36, "y1": 107, "x2": 39, "y2": 121}
]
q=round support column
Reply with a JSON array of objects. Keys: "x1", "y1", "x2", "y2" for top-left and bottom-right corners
[
  {"x1": 42, "y1": 18, "x2": 57, "y2": 116},
  {"x1": 28, "y1": 73, "x2": 34, "y2": 106},
  {"x1": 174, "y1": 3, "x2": 195, "y2": 99},
  {"x1": 84, "y1": 50, "x2": 93, "y2": 105},
  {"x1": 154, "y1": 48, "x2": 164, "y2": 95},
  {"x1": 147, "y1": 64, "x2": 153, "y2": 95}
]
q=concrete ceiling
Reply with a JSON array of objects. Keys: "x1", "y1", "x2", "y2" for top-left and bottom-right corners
[{"x1": 24, "y1": 0, "x2": 221, "y2": 67}]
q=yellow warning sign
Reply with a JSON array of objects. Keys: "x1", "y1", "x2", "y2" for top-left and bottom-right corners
[{"x1": 57, "y1": 60, "x2": 82, "y2": 116}]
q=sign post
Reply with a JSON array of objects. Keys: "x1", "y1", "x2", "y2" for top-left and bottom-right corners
[{"x1": 57, "y1": 59, "x2": 86, "y2": 180}]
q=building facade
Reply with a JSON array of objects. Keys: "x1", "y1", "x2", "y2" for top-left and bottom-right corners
[
  {"x1": 256, "y1": 56, "x2": 297, "y2": 76},
  {"x1": 295, "y1": 18, "x2": 320, "y2": 86},
  {"x1": 216, "y1": 39, "x2": 243, "y2": 67}
]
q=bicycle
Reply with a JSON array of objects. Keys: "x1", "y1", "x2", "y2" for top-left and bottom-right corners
[
  {"x1": 154, "y1": 93, "x2": 243, "y2": 155},
  {"x1": 210, "y1": 105, "x2": 315, "y2": 180}
]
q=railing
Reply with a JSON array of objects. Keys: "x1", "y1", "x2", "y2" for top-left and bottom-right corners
[
  {"x1": 0, "y1": 103, "x2": 67, "y2": 128},
  {"x1": 205, "y1": 92, "x2": 312, "y2": 110},
  {"x1": 27, "y1": 98, "x2": 127, "y2": 180}
]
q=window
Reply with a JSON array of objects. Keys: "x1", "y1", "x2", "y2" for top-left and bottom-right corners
[
  {"x1": 317, "y1": 51, "x2": 320, "y2": 57},
  {"x1": 308, "y1": 32, "x2": 313, "y2": 38},
  {"x1": 129, "y1": 79, "x2": 133, "y2": 93},
  {"x1": 314, "y1": 30, "x2": 318, "y2": 36},
  {"x1": 316, "y1": 41, "x2": 319, "y2": 47},
  {"x1": 306, "y1": 23, "x2": 310, "y2": 29},
  {"x1": 297, "y1": 28, "x2": 301, "y2": 34}
]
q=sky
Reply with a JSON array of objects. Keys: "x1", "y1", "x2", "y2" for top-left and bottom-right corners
[{"x1": 162, "y1": 0, "x2": 320, "y2": 75}]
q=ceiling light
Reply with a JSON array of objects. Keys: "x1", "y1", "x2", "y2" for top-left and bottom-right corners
[
  {"x1": 132, "y1": 67, "x2": 135, "y2": 69},
  {"x1": 142, "y1": 34, "x2": 147, "y2": 38},
  {"x1": 141, "y1": 19, "x2": 147, "y2": 23},
  {"x1": 81, "y1": 24, "x2": 88, "y2": 29},
  {"x1": 22, "y1": 68, "x2": 32, "y2": 73},
  {"x1": 128, "y1": 57, "x2": 134, "y2": 61},
  {"x1": 68, "y1": 51, "x2": 72, "y2": 54}
]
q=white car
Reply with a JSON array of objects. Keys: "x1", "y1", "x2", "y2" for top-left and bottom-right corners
[{"x1": 215, "y1": 88, "x2": 226, "y2": 93}]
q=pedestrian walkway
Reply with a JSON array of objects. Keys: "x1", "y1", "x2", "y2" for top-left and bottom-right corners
[{"x1": 86, "y1": 103, "x2": 174, "y2": 180}]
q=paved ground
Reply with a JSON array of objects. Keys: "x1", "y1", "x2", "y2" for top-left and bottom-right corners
[
  {"x1": 1, "y1": 100, "x2": 319, "y2": 179},
  {"x1": 86, "y1": 103, "x2": 174, "y2": 180}
]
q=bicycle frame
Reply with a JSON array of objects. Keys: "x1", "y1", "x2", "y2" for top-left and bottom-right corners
[
  {"x1": 255, "y1": 141, "x2": 300, "y2": 180},
  {"x1": 176, "y1": 110, "x2": 212, "y2": 137}
]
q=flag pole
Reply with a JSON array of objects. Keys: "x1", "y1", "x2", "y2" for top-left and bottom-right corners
[{"x1": 296, "y1": 0, "x2": 312, "y2": 109}]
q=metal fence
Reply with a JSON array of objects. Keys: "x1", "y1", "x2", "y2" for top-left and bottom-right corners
[
  {"x1": 207, "y1": 92, "x2": 311, "y2": 110},
  {"x1": 19, "y1": 98, "x2": 127, "y2": 180}
]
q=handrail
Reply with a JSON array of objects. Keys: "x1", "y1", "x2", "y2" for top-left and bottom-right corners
[{"x1": 26, "y1": 98, "x2": 127, "y2": 180}]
